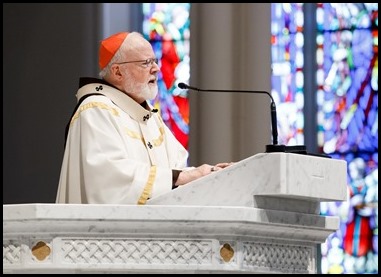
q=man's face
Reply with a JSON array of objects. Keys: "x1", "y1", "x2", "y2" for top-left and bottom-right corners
[{"x1": 119, "y1": 38, "x2": 160, "y2": 103}]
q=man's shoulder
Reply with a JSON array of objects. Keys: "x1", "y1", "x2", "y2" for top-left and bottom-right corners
[{"x1": 78, "y1": 77, "x2": 108, "y2": 89}]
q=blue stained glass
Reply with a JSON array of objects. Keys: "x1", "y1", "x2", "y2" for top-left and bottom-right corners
[
  {"x1": 316, "y1": 3, "x2": 378, "y2": 274},
  {"x1": 271, "y1": 3, "x2": 304, "y2": 146}
]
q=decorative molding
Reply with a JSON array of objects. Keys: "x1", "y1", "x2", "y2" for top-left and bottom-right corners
[
  {"x1": 243, "y1": 242, "x2": 313, "y2": 273},
  {"x1": 62, "y1": 239, "x2": 213, "y2": 265},
  {"x1": 3, "y1": 242, "x2": 21, "y2": 265},
  {"x1": 3, "y1": 204, "x2": 338, "y2": 273}
]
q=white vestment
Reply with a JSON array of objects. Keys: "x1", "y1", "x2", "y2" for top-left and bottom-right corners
[{"x1": 56, "y1": 81, "x2": 189, "y2": 204}]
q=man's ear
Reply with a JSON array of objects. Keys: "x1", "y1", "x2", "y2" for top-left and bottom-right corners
[{"x1": 111, "y1": 64, "x2": 122, "y2": 78}]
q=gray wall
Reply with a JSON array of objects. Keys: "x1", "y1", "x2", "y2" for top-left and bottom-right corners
[
  {"x1": 3, "y1": 3, "x2": 272, "y2": 204},
  {"x1": 3, "y1": 4, "x2": 102, "y2": 203}
]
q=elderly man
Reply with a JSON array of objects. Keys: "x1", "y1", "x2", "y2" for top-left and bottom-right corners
[{"x1": 56, "y1": 31, "x2": 230, "y2": 205}]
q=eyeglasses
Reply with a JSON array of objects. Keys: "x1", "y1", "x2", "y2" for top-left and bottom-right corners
[{"x1": 115, "y1": 58, "x2": 159, "y2": 68}]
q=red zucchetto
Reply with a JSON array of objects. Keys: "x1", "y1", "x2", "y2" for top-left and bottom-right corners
[{"x1": 99, "y1": 32, "x2": 129, "y2": 70}]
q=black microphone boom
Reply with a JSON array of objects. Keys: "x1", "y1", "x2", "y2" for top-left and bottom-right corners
[{"x1": 178, "y1": 82, "x2": 285, "y2": 152}]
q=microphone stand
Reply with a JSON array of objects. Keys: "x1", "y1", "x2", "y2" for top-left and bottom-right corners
[{"x1": 178, "y1": 82, "x2": 309, "y2": 155}]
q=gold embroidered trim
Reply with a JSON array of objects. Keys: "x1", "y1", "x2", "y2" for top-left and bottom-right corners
[
  {"x1": 126, "y1": 129, "x2": 145, "y2": 144},
  {"x1": 137, "y1": 165, "x2": 157, "y2": 205},
  {"x1": 125, "y1": 122, "x2": 164, "y2": 146},
  {"x1": 70, "y1": 102, "x2": 119, "y2": 124},
  {"x1": 152, "y1": 126, "x2": 164, "y2": 146}
]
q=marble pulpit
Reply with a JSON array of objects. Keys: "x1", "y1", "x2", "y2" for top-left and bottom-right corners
[{"x1": 3, "y1": 152, "x2": 347, "y2": 274}]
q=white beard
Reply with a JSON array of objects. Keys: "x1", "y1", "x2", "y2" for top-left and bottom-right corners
[
  {"x1": 140, "y1": 83, "x2": 158, "y2": 100},
  {"x1": 125, "y1": 81, "x2": 158, "y2": 102}
]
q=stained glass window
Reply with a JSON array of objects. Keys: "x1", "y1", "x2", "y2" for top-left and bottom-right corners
[
  {"x1": 271, "y1": 3, "x2": 305, "y2": 146},
  {"x1": 271, "y1": 2, "x2": 378, "y2": 274},
  {"x1": 142, "y1": 3, "x2": 191, "y2": 149},
  {"x1": 317, "y1": 3, "x2": 378, "y2": 274}
]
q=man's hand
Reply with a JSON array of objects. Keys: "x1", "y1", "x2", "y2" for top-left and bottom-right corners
[{"x1": 175, "y1": 162, "x2": 234, "y2": 187}]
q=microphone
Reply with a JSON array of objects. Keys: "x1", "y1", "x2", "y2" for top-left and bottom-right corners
[{"x1": 178, "y1": 82, "x2": 303, "y2": 153}]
